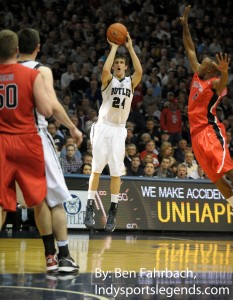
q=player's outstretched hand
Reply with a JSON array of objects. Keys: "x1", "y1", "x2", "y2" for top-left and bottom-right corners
[
  {"x1": 213, "y1": 53, "x2": 230, "y2": 73},
  {"x1": 180, "y1": 5, "x2": 191, "y2": 26}
]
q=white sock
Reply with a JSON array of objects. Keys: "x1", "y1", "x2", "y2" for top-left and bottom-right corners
[
  {"x1": 111, "y1": 194, "x2": 119, "y2": 204},
  {"x1": 57, "y1": 240, "x2": 68, "y2": 247},
  {"x1": 226, "y1": 196, "x2": 233, "y2": 208},
  {"x1": 88, "y1": 190, "x2": 96, "y2": 200}
]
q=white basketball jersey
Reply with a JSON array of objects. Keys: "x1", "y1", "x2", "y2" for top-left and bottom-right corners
[
  {"x1": 20, "y1": 60, "x2": 48, "y2": 129},
  {"x1": 19, "y1": 62, "x2": 71, "y2": 206},
  {"x1": 99, "y1": 75, "x2": 133, "y2": 125}
]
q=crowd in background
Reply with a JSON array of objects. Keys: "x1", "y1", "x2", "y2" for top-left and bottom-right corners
[{"x1": 1, "y1": 0, "x2": 233, "y2": 179}]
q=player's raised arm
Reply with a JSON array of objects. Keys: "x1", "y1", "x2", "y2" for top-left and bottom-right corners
[
  {"x1": 212, "y1": 53, "x2": 230, "y2": 95},
  {"x1": 180, "y1": 5, "x2": 199, "y2": 73},
  {"x1": 101, "y1": 40, "x2": 119, "y2": 89},
  {"x1": 125, "y1": 33, "x2": 142, "y2": 90}
]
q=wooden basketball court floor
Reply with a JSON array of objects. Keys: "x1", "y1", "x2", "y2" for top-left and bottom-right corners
[{"x1": 0, "y1": 230, "x2": 233, "y2": 299}]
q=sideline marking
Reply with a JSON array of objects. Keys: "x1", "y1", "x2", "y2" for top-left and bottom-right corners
[{"x1": 0, "y1": 286, "x2": 109, "y2": 300}]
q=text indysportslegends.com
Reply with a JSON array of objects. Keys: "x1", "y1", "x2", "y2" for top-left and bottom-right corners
[{"x1": 94, "y1": 268, "x2": 230, "y2": 298}]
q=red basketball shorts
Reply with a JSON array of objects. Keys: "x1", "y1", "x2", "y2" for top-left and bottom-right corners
[
  {"x1": 191, "y1": 125, "x2": 233, "y2": 182},
  {"x1": 0, "y1": 133, "x2": 47, "y2": 211}
]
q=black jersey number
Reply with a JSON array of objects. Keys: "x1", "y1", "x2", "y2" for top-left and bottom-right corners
[
  {"x1": 192, "y1": 92, "x2": 198, "y2": 100},
  {"x1": 112, "y1": 97, "x2": 126, "y2": 109},
  {"x1": 0, "y1": 84, "x2": 18, "y2": 109}
]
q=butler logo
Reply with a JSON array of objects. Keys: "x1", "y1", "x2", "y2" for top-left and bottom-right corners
[{"x1": 63, "y1": 194, "x2": 82, "y2": 215}]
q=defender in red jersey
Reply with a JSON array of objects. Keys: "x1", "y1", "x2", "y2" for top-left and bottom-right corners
[
  {"x1": 180, "y1": 6, "x2": 233, "y2": 209},
  {"x1": 0, "y1": 30, "x2": 52, "y2": 230}
]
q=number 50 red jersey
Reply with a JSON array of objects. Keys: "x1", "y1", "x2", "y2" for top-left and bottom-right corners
[{"x1": 0, "y1": 63, "x2": 39, "y2": 134}]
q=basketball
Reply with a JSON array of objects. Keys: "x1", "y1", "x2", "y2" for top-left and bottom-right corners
[{"x1": 106, "y1": 23, "x2": 127, "y2": 45}]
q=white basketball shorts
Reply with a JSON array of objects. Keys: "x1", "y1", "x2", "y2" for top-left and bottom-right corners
[
  {"x1": 90, "y1": 122, "x2": 127, "y2": 176},
  {"x1": 39, "y1": 128, "x2": 71, "y2": 207}
]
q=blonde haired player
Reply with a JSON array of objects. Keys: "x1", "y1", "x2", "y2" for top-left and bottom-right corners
[{"x1": 84, "y1": 33, "x2": 142, "y2": 232}]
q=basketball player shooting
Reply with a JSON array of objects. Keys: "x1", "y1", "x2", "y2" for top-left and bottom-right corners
[
  {"x1": 180, "y1": 6, "x2": 233, "y2": 209},
  {"x1": 84, "y1": 32, "x2": 142, "y2": 232}
]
